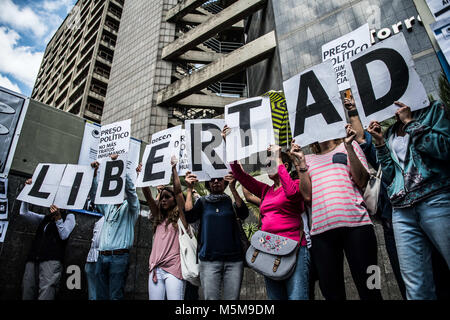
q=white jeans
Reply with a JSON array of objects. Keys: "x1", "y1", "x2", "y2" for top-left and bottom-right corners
[{"x1": 148, "y1": 267, "x2": 185, "y2": 300}]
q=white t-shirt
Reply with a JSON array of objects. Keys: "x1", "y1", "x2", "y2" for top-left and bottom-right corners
[{"x1": 392, "y1": 133, "x2": 410, "y2": 169}]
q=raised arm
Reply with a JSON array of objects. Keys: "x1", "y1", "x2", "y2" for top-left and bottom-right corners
[
  {"x1": 242, "y1": 185, "x2": 261, "y2": 206},
  {"x1": 50, "y1": 205, "x2": 76, "y2": 240},
  {"x1": 344, "y1": 96, "x2": 365, "y2": 144},
  {"x1": 183, "y1": 171, "x2": 202, "y2": 224},
  {"x1": 396, "y1": 101, "x2": 450, "y2": 160},
  {"x1": 124, "y1": 172, "x2": 140, "y2": 218},
  {"x1": 271, "y1": 144, "x2": 301, "y2": 200},
  {"x1": 137, "y1": 163, "x2": 158, "y2": 219},
  {"x1": 290, "y1": 140, "x2": 312, "y2": 203},
  {"x1": 171, "y1": 156, "x2": 188, "y2": 229},
  {"x1": 344, "y1": 125, "x2": 370, "y2": 189},
  {"x1": 368, "y1": 121, "x2": 396, "y2": 186}
]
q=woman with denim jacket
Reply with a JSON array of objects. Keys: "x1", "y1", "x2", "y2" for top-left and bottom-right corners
[{"x1": 368, "y1": 100, "x2": 450, "y2": 300}]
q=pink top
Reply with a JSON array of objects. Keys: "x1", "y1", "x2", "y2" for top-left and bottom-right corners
[
  {"x1": 148, "y1": 218, "x2": 182, "y2": 282},
  {"x1": 305, "y1": 141, "x2": 372, "y2": 236},
  {"x1": 230, "y1": 162, "x2": 307, "y2": 245}
]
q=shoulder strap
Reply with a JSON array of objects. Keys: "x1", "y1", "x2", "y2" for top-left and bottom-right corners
[{"x1": 257, "y1": 187, "x2": 270, "y2": 229}]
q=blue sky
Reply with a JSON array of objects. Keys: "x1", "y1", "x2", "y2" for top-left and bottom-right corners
[{"x1": 0, "y1": 0, "x2": 77, "y2": 96}]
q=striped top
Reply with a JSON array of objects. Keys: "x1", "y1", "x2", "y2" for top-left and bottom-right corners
[{"x1": 305, "y1": 141, "x2": 372, "y2": 235}]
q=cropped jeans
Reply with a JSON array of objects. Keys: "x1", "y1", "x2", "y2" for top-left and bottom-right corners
[
  {"x1": 264, "y1": 245, "x2": 310, "y2": 300},
  {"x1": 393, "y1": 192, "x2": 450, "y2": 300}
]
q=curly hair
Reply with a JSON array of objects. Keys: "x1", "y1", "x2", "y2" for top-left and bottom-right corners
[{"x1": 149, "y1": 187, "x2": 180, "y2": 234}]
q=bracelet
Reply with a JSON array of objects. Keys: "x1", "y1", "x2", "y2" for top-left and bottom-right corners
[{"x1": 347, "y1": 109, "x2": 359, "y2": 117}]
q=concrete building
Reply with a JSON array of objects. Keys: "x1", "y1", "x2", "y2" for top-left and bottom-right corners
[{"x1": 31, "y1": 0, "x2": 125, "y2": 123}]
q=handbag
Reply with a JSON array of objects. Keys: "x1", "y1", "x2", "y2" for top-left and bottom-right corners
[
  {"x1": 245, "y1": 188, "x2": 303, "y2": 280},
  {"x1": 177, "y1": 219, "x2": 200, "y2": 286},
  {"x1": 363, "y1": 165, "x2": 382, "y2": 216}
]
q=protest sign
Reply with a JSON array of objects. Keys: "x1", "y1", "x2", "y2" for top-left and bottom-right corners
[
  {"x1": 431, "y1": 17, "x2": 450, "y2": 67},
  {"x1": 96, "y1": 119, "x2": 131, "y2": 160},
  {"x1": 78, "y1": 121, "x2": 101, "y2": 165},
  {"x1": 176, "y1": 130, "x2": 189, "y2": 176},
  {"x1": 136, "y1": 125, "x2": 182, "y2": 187},
  {"x1": 346, "y1": 33, "x2": 429, "y2": 127},
  {"x1": 225, "y1": 97, "x2": 275, "y2": 162},
  {"x1": 0, "y1": 221, "x2": 8, "y2": 242},
  {"x1": 54, "y1": 165, "x2": 95, "y2": 209},
  {"x1": 426, "y1": 0, "x2": 450, "y2": 21},
  {"x1": 17, "y1": 164, "x2": 66, "y2": 207},
  {"x1": 95, "y1": 158, "x2": 126, "y2": 205},
  {"x1": 322, "y1": 23, "x2": 371, "y2": 91},
  {"x1": 283, "y1": 60, "x2": 346, "y2": 146},
  {"x1": 126, "y1": 138, "x2": 142, "y2": 182},
  {"x1": 185, "y1": 119, "x2": 230, "y2": 181}
]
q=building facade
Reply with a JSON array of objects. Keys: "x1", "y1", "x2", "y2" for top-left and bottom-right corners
[{"x1": 31, "y1": 0, "x2": 125, "y2": 123}]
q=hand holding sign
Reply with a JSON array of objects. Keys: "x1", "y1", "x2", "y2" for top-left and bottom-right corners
[
  {"x1": 184, "y1": 171, "x2": 198, "y2": 189},
  {"x1": 49, "y1": 204, "x2": 61, "y2": 221},
  {"x1": 394, "y1": 101, "x2": 414, "y2": 125},
  {"x1": 289, "y1": 139, "x2": 306, "y2": 166},
  {"x1": 367, "y1": 121, "x2": 384, "y2": 146},
  {"x1": 344, "y1": 124, "x2": 357, "y2": 146}
]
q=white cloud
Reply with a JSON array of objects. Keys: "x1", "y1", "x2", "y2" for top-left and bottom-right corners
[
  {"x1": 0, "y1": 74, "x2": 21, "y2": 93},
  {"x1": 0, "y1": 27, "x2": 43, "y2": 88},
  {"x1": 0, "y1": 0, "x2": 48, "y2": 37},
  {"x1": 42, "y1": 0, "x2": 74, "y2": 13}
]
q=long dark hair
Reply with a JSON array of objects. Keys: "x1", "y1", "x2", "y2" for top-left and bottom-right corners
[{"x1": 150, "y1": 187, "x2": 180, "y2": 234}]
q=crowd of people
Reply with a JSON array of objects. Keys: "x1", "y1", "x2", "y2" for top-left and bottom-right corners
[{"x1": 17, "y1": 98, "x2": 449, "y2": 300}]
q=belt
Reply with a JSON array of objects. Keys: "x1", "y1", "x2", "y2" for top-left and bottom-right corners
[{"x1": 99, "y1": 249, "x2": 129, "y2": 256}]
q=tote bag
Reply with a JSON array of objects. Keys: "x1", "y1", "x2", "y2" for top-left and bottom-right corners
[{"x1": 178, "y1": 219, "x2": 200, "y2": 286}]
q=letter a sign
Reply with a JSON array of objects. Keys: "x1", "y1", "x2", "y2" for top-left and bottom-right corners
[{"x1": 283, "y1": 60, "x2": 347, "y2": 146}]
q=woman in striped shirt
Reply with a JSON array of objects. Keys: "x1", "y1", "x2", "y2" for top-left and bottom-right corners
[{"x1": 290, "y1": 125, "x2": 382, "y2": 300}]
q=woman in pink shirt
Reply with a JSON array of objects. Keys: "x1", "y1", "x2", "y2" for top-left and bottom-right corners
[
  {"x1": 138, "y1": 156, "x2": 189, "y2": 300},
  {"x1": 224, "y1": 126, "x2": 310, "y2": 300}
]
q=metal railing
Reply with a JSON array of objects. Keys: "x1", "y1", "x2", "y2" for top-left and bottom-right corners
[
  {"x1": 202, "y1": 0, "x2": 224, "y2": 14},
  {"x1": 203, "y1": 37, "x2": 243, "y2": 53},
  {"x1": 207, "y1": 81, "x2": 246, "y2": 97}
]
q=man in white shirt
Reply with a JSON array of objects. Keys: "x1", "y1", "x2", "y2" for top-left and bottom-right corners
[{"x1": 20, "y1": 179, "x2": 76, "y2": 300}]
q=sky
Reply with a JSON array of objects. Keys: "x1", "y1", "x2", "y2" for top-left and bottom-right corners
[{"x1": 0, "y1": 0, "x2": 77, "y2": 96}]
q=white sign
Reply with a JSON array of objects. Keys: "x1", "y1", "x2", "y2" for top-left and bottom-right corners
[
  {"x1": 346, "y1": 33, "x2": 429, "y2": 127},
  {"x1": 136, "y1": 125, "x2": 182, "y2": 187},
  {"x1": 95, "y1": 159, "x2": 126, "y2": 205},
  {"x1": 185, "y1": 119, "x2": 230, "y2": 181},
  {"x1": 78, "y1": 121, "x2": 101, "y2": 165},
  {"x1": 283, "y1": 60, "x2": 347, "y2": 146},
  {"x1": 431, "y1": 17, "x2": 450, "y2": 67},
  {"x1": 97, "y1": 119, "x2": 131, "y2": 160},
  {"x1": 426, "y1": 0, "x2": 450, "y2": 21},
  {"x1": 54, "y1": 165, "x2": 95, "y2": 209},
  {"x1": 17, "y1": 164, "x2": 66, "y2": 207},
  {"x1": 225, "y1": 97, "x2": 275, "y2": 162},
  {"x1": 176, "y1": 129, "x2": 189, "y2": 176},
  {"x1": 126, "y1": 138, "x2": 141, "y2": 182},
  {"x1": 322, "y1": 23, "x2": 371, "y2": 91},
  {"x1": 0, "y1": 221, "x2": 8, "y2": 242}
]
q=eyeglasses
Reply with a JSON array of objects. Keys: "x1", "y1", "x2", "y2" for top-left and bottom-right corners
[{"x1": 209, "y1": 177, "x2": 224, "y2": 182}]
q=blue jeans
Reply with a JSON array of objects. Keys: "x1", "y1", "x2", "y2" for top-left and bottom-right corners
[
  {"x1": 199, "y1": 260, "x2": 244, "y2": 300},
  {"x1": 393, "y1": 192, "x2": 450, "y2": 300},
  {"x1": 84, "y1": 262, "x2": 97, "y2": 300},
  {"x1": 95, "y1": 253, "x2": 129, "y2": 300},
  {"x1": 264, "y1": 245, "x2": 310, "y2": 300}
]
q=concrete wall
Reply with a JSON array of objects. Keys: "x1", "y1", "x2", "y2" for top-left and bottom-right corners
[{"x1": 102, "y1": 0, "x2": 177, "y2": 142}]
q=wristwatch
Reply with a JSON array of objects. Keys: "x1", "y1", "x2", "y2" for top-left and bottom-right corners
[
  {"x1": 296, "y1": 165, "x2": 309, "y2": 172},
  {"x1": 347, "y1": 109, "x2": 359, "y2": 117}
]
